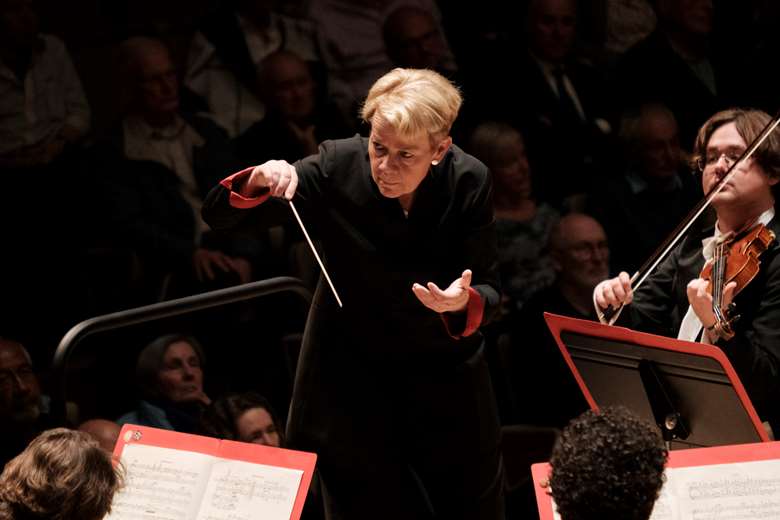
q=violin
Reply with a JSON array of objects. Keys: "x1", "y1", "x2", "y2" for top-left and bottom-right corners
[
  {"x1": 600, "y1": 110, "x2": 780, "y2": 325},
  {"x1": 699, "y1": 223, "x2": 776, "y2": 339}
]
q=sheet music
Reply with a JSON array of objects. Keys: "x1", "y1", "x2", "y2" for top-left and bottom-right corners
[
  {"x1": 106, "y1": 444, "x2": 214, "y2": 520},
  {"x1": 668, "y1": 459, "x2": 780, "y2": 520},
  {"x1": 548, "y1": 460, "x2": 780, "y2": 520},
  {"x1": 196, "y1": 459, "x2": 303, "y2": 520}
]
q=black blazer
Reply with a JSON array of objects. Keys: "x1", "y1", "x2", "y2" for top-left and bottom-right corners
[{"x1": 621, "y1": 215, "x2": 780, "y2": 426}]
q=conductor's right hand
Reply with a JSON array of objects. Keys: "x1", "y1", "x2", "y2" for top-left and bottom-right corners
[
  {"x1": 247, "y1": 160, "x2": 299, "y2": 200},
  {"x1": 593, "y1": 271, "x2": 633, "y2": 312}
]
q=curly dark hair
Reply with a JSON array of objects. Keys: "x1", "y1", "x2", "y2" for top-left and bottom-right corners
[{"x1": 549, "y1": 406, "x2": 668, "y2": 520}]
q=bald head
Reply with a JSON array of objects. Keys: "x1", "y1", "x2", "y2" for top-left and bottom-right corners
[
  {"x1": 550, "y1": 213, "x2": 609, "y2": 291},
  {"x1": 257, "y1": 50, "x2": 315, "y2": 122},
  {"x1": 78, "y1": 419, "x2": 121, "y2": 453},
  {"x1": 118, "y1": 36, "x2": 179, "y2": 117}
]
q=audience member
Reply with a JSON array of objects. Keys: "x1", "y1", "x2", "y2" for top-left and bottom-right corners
[
  {"x1": 117, "y1": 334, "x2": 210, "y2": 433},
  {"x1": 602, "y1": 0, "x2": 657, "y2": 59},
  {"x1": 506, "y1": 214, "x2": 606, "y2": 427},
  {"x1": 90, "y1": 36, "x2": 261, "y2": 302},
  {"x1": 548, "y1": 406, "x2": 668, "y2": 520},
  {"x1": 496, "y1": 0, "x2": 612, "y2": 208},
  {"x1": 0, "y1": 0, "x2": 93, "y2": 345},
  {"x1": 0, "y1": 339, "x2": 67, "y2": 468},
  {"x1": 611, "y1": 0, "x2": 736, "y2": 149},
  {"x1": 468, "y1": 121, "x2": 559, "y2": 314},
  {"x1": 78, "y1": 418, "x2": 121, "y2": 454},
  {"x1": 0, "y1": 428, "x2": 123, "y2": 520},
  {"x1": 0, "y1": 0, "x2": 90, "y2": 170},
  {"x1": 186, "y1": 0, "x2": 323, "y2": 137},
  {"x1": 382, "y1": 5, "x2": 455, "y2": 74},
  {"x1": 202, "y1": 392, "x2": 282, "y2": 447},
  {"x1": 235, "y1": 50, "x2": 354, "y2": 166},
  {"x1": 586, "y1": 103, "x2": 702, "y2": 274},
  {"x1": 306, "y1": 0, "x2": 456, "y2": 124}
]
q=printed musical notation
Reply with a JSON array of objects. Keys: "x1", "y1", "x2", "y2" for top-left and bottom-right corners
[
  {"x1": 105, "y1": 442, "x2": 303, "y2": 520},
  {"x1": 196, "y1": 459, "x2": 303, "y2": 520},
  {"x1": 106, "y1": 444, "x2": 214, "y2": 520}
]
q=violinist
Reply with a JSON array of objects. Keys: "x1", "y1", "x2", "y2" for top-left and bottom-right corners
[{"x1": 594, "y1": 108, "x2": 780, "y2": 432}]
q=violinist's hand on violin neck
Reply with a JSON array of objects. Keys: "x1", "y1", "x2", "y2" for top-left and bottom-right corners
[
  {"x1": 248, "y1": 160, "x2": 299, "y2": 200},
  {"x1": 594, "y1": 272, "x2": 634, "y2": 314}
]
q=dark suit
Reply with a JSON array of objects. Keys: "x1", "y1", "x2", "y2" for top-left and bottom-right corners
[
  {"x1": 203, "y1": 136, "x2": 505, "y2": 519},
  {"x1": 612, "y1": 30, "x2": 736, "y2": 149},
  {"x1": 619, "y1": 216, "x2": 780, "y2": 429},
  {"x1": 499, "y1": 52, "x2": 611, "y2": 206}
]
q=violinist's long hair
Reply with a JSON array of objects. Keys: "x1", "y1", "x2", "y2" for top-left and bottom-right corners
[{"x1": 691, "y1": 108, "x2": 780, "y2": 205}]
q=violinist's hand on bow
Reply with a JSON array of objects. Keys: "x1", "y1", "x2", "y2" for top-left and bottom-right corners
[
  {"x1": 412, "y1": 270, "x2": 472, "y2": 313},
  {"x1": 593, "y1": 271, "x2": 633, "y2": 312},
  {"x1": 687, "y1": 278, "x2": 737, "y2": 329},
  {"x1": 246, "y1": 160, "x2": 299, "y2": 200}
]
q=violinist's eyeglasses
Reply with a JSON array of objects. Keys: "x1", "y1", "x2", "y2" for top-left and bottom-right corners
[{"x1": 695, "y1": 150, "x2": 746, "y2": 172}]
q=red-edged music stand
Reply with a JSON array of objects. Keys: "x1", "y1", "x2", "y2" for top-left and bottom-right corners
[
  {"x1": 543, "y1": 312, "x2": 768, "y2": 449},
  {"x1": 531, "y1": 440, "x2": 780, "y2": 520}
]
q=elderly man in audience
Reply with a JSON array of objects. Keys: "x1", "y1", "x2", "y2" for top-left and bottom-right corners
[
  {"x1": 504, "y1": 214, "x2": 608, "y2": 427},
  {"x1": 89, "y1": 36, "x2": 264, "y2": 300},
  {"x1": 0, "y1": 338, "x2": 67, "y2": 468},
  {"x1": 77, "y1": 418, "x2": 121, "y2": 454}
]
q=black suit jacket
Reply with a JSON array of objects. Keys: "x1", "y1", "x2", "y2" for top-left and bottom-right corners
[{"x1": 620, "y1": 215, "x2": 780, "y2": 426}]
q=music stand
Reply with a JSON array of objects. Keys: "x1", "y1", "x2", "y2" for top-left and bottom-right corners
[{"x1": 543, "y1": 313, "x2": 769, "y2": 449}]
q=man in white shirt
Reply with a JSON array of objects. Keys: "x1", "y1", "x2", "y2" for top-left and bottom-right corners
[
  {"x1": 593, "y1": 108, "x2": 780, "y2": 432},
  {"x1": 0, "y1": 0, "x2": 90, "y2": 168}
]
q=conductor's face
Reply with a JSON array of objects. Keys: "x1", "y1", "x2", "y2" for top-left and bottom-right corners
[{"x1": 368, "y1": 118, "x2": 451, "y2": 208}]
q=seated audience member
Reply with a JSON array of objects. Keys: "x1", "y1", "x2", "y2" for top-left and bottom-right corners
[
  {"x1": 305, "y1": 0, "x2": 456, "y2": 123},
  {"x1": 382, "y1": 5, "x2": 456, "y2": 74},
  {"x1": 468, "y1": 121, "x2": 559, "y2": 315},
  {"x1": 488, "y1": 0, "x2": 612, "y2": 209},
  {"x1": 0, "y1": 339, "x2": 67, "y2": 468},
  {"x1": 0, "y1": 428, "x2": 123, "y2": 520},
  {"x1": 506, "y1": 213, "x2": 607, "y2": 427},
  {"x1": 611, "y1": 0, "x2": 735, "y2": 148},
  {"x1": 548, "y1": 406, "x2": 668, "y2": 520},
  {"x1": 201, "y1": 392, "x2": 283, "y2": 447},
  {"x1": 185, "y1": 0, "x2": 323, "y2": 137},
  {"x1": 0, "y1": 0, "x2": 91, "y2": 342},
  {"x1": 586, "y1": 103, "x2": 702, "y2": 274},
  {"x1": 235, "y1": 50, "x2": 354, "y2": 166},
  {"x1": 90, "y1": 36, "x2": 261, "y2": 301},
  {"x1": 78, "y1": 418, "x2": 121, "y2": 454},
  {"x1": 0, "y1": 0, "x2": 90, "y2": 171},
  {"x1": 117, "y1": 334, "x2": 210, "y2": 433}
]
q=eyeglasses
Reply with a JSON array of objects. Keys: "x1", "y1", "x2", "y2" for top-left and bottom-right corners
[
  {"x1": 568, "y1": 241, "x2": 609, "y2": 261},
  {"x1": 695, "y1": 149, "x2": 746, "y2": 172}
]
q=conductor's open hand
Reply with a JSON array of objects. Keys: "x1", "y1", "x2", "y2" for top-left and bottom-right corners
[
  {"x1": 247, "y1": 160, "x2": 298, "y2": 200},
  {"x1": 412, "y1": 270, "x2": 472, "y2": 314}
]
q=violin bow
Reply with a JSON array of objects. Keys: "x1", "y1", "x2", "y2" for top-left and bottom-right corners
[{"x1": 600, "y1": 110, "x2": 780, "y2": 324}]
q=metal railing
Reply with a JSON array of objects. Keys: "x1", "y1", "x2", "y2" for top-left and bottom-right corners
[{"x1": 52, "y1": 276, "x2": 312, "y2": 399}]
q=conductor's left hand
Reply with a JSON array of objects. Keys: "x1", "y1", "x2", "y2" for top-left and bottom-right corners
[{"x1": 412, "y1": 269, "x2": 472, "y2": 313}]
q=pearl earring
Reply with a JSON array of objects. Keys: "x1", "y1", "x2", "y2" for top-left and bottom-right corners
[{"x1": 431, "y1": 160, "x2": 439, "y2": 166}]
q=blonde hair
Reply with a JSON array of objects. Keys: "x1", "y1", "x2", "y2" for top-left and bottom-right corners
[
  {"x1": 0, "y1": 428, "x2": 124, "y2": 520},
  {"x1": 361, "y1": 68, "x2": 462, "y2": 142}
]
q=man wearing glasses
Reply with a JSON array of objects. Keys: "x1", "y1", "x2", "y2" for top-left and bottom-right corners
[{"x1": 593, "y1": 108, "x2": 780, "y2": 437}]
